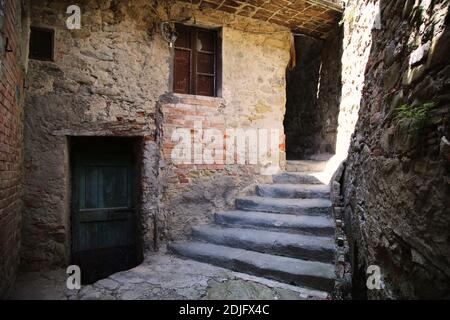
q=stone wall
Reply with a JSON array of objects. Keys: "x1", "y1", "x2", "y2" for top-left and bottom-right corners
[
  {"x1": 340, "y1": 0, "x2": 450, "y2": 299},
  {"x1": 21, "y1": 0, "x2": 290, "y2": 269},
  {"x1": 0, "y1": 0, "x2": 28, "y2": 297},
  {"x1": 316, "y1": 28, "x2": 342, "y2": 156},
  {"x1": 21, "y1": 0, "x2": 166, "y2": 270}
]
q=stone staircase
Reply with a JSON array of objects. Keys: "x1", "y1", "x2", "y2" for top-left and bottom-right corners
[{"x1": 169, "y1": 160, "x2": 336, "y2": 294}]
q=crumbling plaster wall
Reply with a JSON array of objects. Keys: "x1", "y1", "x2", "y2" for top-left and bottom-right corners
[
  {"x1": 339, "y1": 0, "x2": 450, "y2": 299},
  {"x1": 0, "y1": 0, "x2": 29, "y2": 297},
  {"x1": 22, "y1": 0, "x2": 290, "y2": 269}
]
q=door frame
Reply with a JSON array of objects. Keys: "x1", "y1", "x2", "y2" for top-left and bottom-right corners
[{"x1": 68, "y1": 136, "x2": 144, "y2": 280}]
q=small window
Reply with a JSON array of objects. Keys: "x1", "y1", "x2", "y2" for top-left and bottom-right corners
[
  {"x1": 29, "y1": 27, "x2": 54, "y2": 61},
  {"x1": 173, "y1": 24, "x2": 221, "y2": 97}
]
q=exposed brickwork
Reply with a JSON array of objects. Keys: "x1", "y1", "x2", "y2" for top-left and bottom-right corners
[
  {"x1": 162, "y1": 94, "x2": 227, "y2": 184},
  {"x1": 157, "y1": 93, "x2": 277, "y2": 241},
  {"x1": 0, "y1": 0, "x2": 27, "y2": 297}
]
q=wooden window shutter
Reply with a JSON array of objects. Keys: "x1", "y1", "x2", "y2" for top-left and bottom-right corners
[
  {"x1": 173, "y1": 25, "x2": 192, "y2": 94},
  {"x1": 173, "y1": 24, "x2": 219, "y2": 97}
]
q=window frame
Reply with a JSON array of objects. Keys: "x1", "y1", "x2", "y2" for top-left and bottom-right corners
[{"x1": 172, "y1": 24, "x2": 222, "y2": 97}]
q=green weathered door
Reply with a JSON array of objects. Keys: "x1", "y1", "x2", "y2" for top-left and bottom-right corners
[{"x1": 71, "y1": 139, "x2": 140, "y2": 284}]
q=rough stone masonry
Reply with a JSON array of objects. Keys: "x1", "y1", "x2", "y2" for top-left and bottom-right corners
[
  {"x1": 20, "y1": 0, "x2": 291, "y2": 271},
  {"x1": 338, "y1": 0, "x2": 450, "y2": 299}
]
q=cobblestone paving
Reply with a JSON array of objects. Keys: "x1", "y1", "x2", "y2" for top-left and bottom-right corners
[{"x1": 9, "y1": 252, "x2": 329, "y2": 300}]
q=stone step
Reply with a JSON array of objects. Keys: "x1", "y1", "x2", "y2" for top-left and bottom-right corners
[
  {"x1": 256, "y1": 184, "x2": 330, "y2": 199},
  {"x1": 303, "y1": 153, "x2": 333, "y2": 161},
  {"x1": 286, "y1": 160, "x2": 327, "y2": 173},
  {"x1": 273, "y1": 172, "x2": 325, "y2": 185},
  {"x1": 192, "y1": 225, "x2": 335, "y2": 262},
  {"x1": 215, "y1": 210, "x2": 335, "y2": 236},
  {"x1": 169, "y1": 241, "x2": 335, "y2": 291},
  {"x1": 236, "y1": 196, "x2": 331, "y2": 216}
]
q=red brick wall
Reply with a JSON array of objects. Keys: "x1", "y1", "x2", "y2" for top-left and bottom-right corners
[
  {"x1": 157, "y1": 94, "x2": 273, "y2": 242},
  {"x1": 0, "y1": 0, "x2": 26, "y2": 297},
  {"x1": 162, "y1": 94, "x2": 228, "y2": 184}
]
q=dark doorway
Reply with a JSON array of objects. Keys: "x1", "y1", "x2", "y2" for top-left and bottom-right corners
[
  {"x1": 285, "y1": 35, "x2": 324, "y2": 159},
  {"x1": 284, "y1": 31, "x2": 342, "y2": 160},
  {"x1": 70, "y1": 137, "x2": 142, "y2": 284}
]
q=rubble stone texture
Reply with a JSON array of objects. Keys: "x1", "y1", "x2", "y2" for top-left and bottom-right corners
[
  {"x1": 21, "y1": 0, "x2": 291, "y2": 270},
  {"x1": 0, "y1": 0, "x2": 28, "y2": 297},
  {"x1": 21, "y1": 0, "x2": 167, "y2": 270},
  {"x1": 340, "y1": 0, "x2": 450, "y2": 299}
]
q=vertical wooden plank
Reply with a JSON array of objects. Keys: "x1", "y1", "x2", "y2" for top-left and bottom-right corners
[
  {"x1": 173, "y1": 50, "x2": 191, "y2": 94},
  {"x1": 174, "y1": 24, "x2": 192, "y2": 94},
  {"x1": 216, "y1": 29, "x2": 222, "y2": 97},
  {"x1": 79, "y1": 165, "x2": 85, "y2": 210},
  {"x1": 84, "y1": 167, "x2": 98, "y2": 208},
  {"x1": 191, "y1": 28, "x2": 197, "y2": 95}
]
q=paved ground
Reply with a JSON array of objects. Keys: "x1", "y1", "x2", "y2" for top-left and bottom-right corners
[{"x1": 8, "y1": 251, "x2": 329, "y2": 300}]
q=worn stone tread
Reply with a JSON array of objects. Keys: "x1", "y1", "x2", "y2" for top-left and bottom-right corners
[
  {"x1": 169, "y1": 241, "x2": 335, "y2": 291},
  {"x1": 215, "y1": 210, "x2": 335, "y2": 236},
  {"x1": 236, "y1": 196, "x2": 331, "y2": 215},
  {"x1": 272, "y1": 172, "x2": 325, "y2": 185},
  {"x1": 192, "y1": 225, "x2": 335, "y2": 262},
  {"x1": 286, "y1": 160, "x2": 327, "y2": 172},
  {"x1": 256, "y1": 184, "x2": 330, "y2": 199}
]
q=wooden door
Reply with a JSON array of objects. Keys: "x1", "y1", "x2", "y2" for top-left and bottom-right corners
[{"x1": 71, "y1": 138, "x2": 140, "y2": 284}]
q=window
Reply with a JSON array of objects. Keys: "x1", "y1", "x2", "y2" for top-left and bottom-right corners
[
  {"x1": 29, "y1": 27, "x2": 54, "y2": 61},
  {"x1": 173, "y1": 24, "x2": 220, "y2": 97}
]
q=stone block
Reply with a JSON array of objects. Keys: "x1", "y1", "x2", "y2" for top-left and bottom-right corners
[
  {"x1": 409, "y1": 41, "x2": 431, "y2": 67},
  {"x1": 383, "y1": 62, "x2": 401, "y2": 90}
]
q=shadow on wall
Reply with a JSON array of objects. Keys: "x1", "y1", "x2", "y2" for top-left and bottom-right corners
[
  {"x1": 284, "y1": 30, "x2": 343, "y2": 161},
  {"x1": 341, "y1": 0, "x2": 450, "y2": 299}
]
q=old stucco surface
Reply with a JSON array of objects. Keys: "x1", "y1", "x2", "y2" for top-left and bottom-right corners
[{"x1": 22, "y1": 0, "x2": 290, "y2": 270}]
